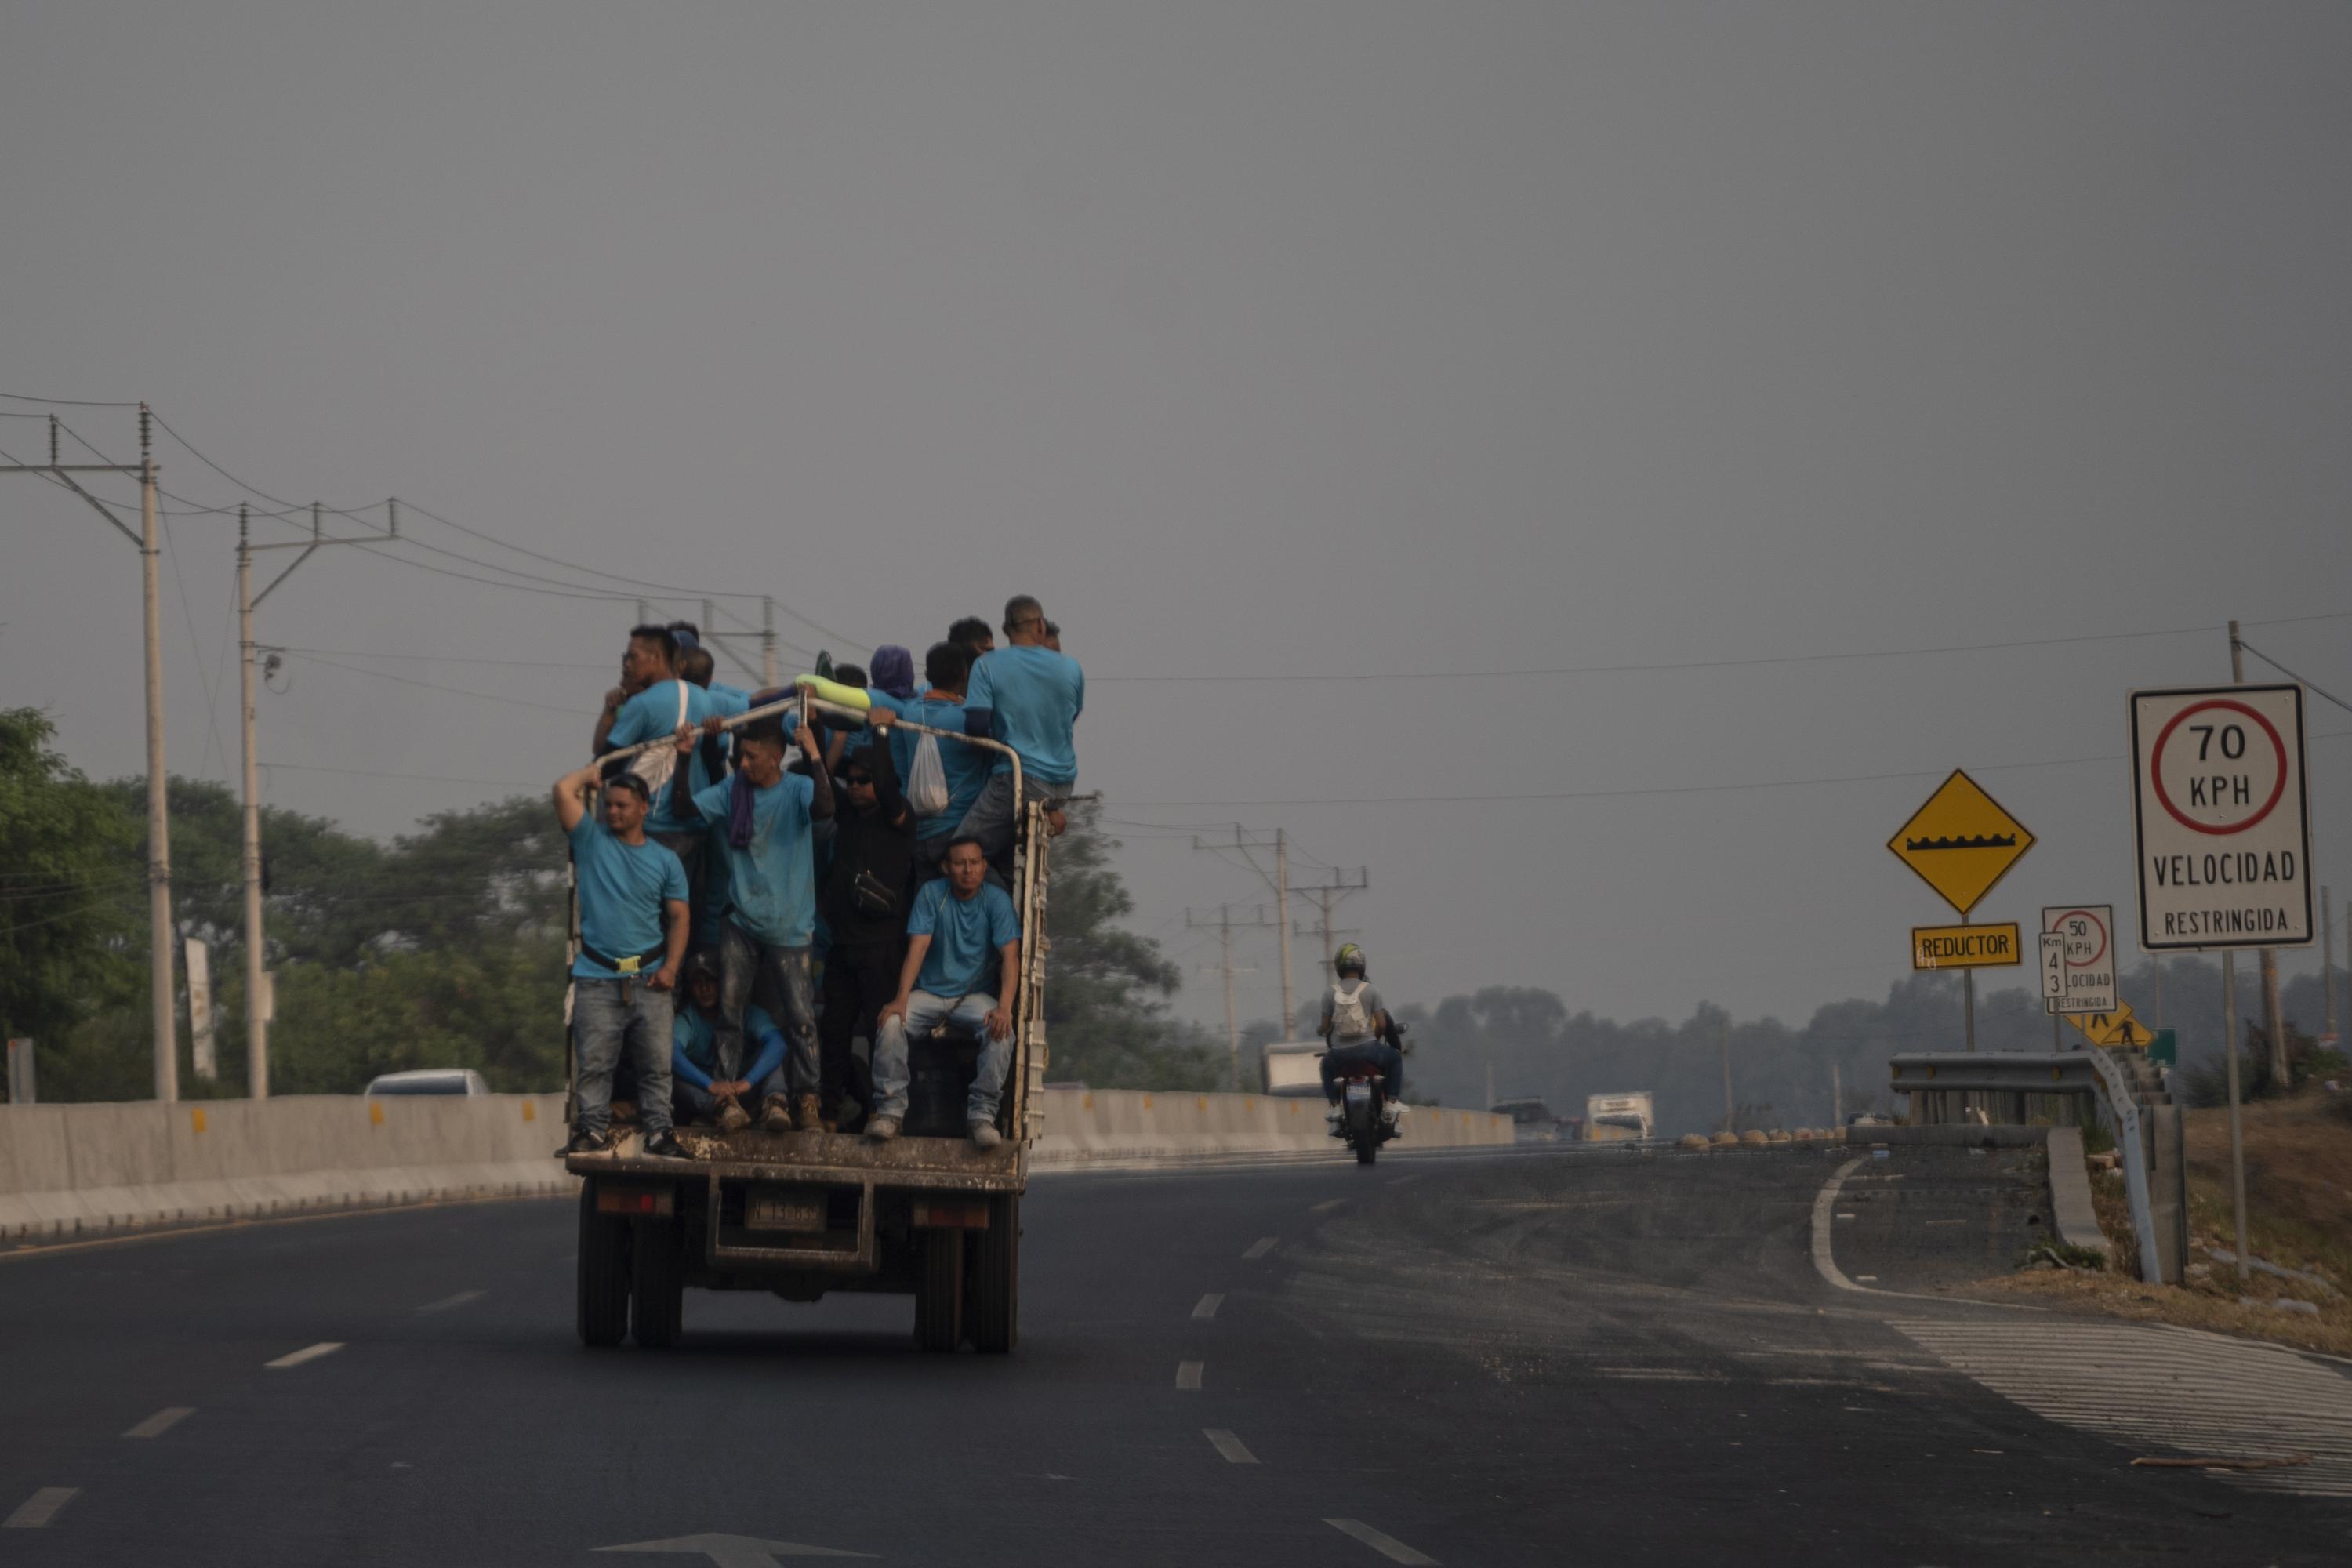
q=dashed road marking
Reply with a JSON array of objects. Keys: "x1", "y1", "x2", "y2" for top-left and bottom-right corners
[
  {"x1": 123, "y1": 1407, "x2": 194, "y2": 1439},
  {"x1": 1243, "y1": 1236, "x2": 1279, "y2": 1260},
  {"x1": 418, "y1": 1290, "x2": 485, "y2": 1313},
  {"x1": 1596, "y1": 1367, "x2": 1724, "y2": 1382},
  {"x1": 1192, "y1": 1293, "x2": 1224, "y2": 1320},
  {"x1": 1310, "y1": 1199, "x2": 1348, "y2": 1215},
  {"x1": 1326, "y1": 1518, "x2": 1439, "y2": 1564},
  {"x1": 4, "y1": 1488, "x2": 78, "y2": 1529},
  {"x1": 1176, "y1": 1360, "x2": 1204, "y2": 1391},
  {"x1": 266, "y1": 1341, "x2": 344, "y2": 1369},
  {"x1": 1204, "y1": 1428, "x2": 1259, "y2": 1464}
]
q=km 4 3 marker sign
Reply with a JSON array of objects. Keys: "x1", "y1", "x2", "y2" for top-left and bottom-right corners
[{"x1": 2129, "y1": 684, "x2": 2313, "y2": 950}]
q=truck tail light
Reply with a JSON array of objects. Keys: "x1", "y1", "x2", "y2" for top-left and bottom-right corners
[{"x1": 595, "y1": 1183, "x2": 674, "y2": 1217}]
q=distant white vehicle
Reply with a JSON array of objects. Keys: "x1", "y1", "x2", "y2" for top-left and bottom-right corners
[
  {"x1": 1260, "y1": 1040, "x2": 1328, "y2": 1098},
  {"x1": 364, "y1": 1069, "x2": 490, "y2": 1098},
  {"x1": 1584, "y1": 1091, "x2": 1653, "y2": 1142}
]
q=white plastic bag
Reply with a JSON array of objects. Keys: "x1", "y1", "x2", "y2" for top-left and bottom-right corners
[
  {"x1": 626, "y1": 681, "x2": 689, "y2": 797},
  {"x1": 906, "y1": 731, "x2": 950, "y2": 818}
]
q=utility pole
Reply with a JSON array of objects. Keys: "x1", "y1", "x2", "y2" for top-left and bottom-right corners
[
  {"x1": 2321, "y1": 884, "x2": 2337, "y2": 1053},
  {"x1": 2149, "y1": 956, "x2": 2165, "y2": 1031},
  {"x1": 2230, "y1": 621, "x2": 2292, "y2": 1087},
  {"x1": 762, "y1": 596, "x2": 778, "y2": 687},
  {"x1": 2223, "y1": 947, "x2": 2248, "y2": 1283},
  {"x1": 239, "y1": 501, "x2": 390, "y2": 1098},
  {"x1": 699, "y1": 598, "x2": 771, "y2": 688},
  {"x1": 1274, "y1": 829, "x2": 1294, "y2": 1040},
  {"x1": 1831, "y1": 1062, "x2": 1843, "y2": 1127},
  {"x1": 1186, "y1": 906, "x2": 1270, "y2": 1091},
  {"x1": 1293, "y1": 869, "x2": 1371, "y2": 970},
  {"x1": 1720, "y1": 1016, "x2": 1733, "y2": 1133},
  {"x1": 1, "y1": 406, "x2": 177, "y2": 1100}
]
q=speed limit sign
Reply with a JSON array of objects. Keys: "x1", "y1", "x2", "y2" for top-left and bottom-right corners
[
  {"x1": 2041, "y1": 906, "x2": 2116, "y2": 1013},
  {"x1": 2130, "y1": 684, "x2": 2313, "y2": 950}
]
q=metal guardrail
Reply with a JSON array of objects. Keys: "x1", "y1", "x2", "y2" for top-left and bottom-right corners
[{"x1": 1889, "y1": 1051, "x2": 2163, "y2": 1284}]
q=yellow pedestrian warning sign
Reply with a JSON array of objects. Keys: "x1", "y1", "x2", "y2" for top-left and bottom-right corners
[
  {"x1": 2065, "y1": 1003, "x2": 2152, "y2": 1048},
  {"x1": 1887, "y1": 770, "x2": 2037, "y2": 916},
  {"x1": 1911, "y1": 923, "x2": 2023, "y2": 970}
]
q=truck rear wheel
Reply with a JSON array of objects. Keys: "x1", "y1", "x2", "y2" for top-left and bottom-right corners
[
  {"x1": 964, "y1": 1194, "x2": 1020, "y2": 1354},
  {"x1": 915, "y1": 1229, "x2": 963, "y2": 1353},
  {"x1": 576, "y1": 1185, "x2": 633, "y2": 1348},
  {"x1": 630, "y1": 1217, "x2": 684, "y2": 1348}
]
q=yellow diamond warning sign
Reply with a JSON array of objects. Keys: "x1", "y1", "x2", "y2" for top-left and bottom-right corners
[
  {"x1": 2065, "y1": 1003, "x2": 2152, "y2": 1049},
  {"x1": 1887, "y1": 770, "x2": 2036, "y2": 917}
]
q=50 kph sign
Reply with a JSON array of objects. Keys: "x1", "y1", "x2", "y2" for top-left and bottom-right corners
[{"x1": 2131, "y1": 684, "x2": 2312, "y2": 950}]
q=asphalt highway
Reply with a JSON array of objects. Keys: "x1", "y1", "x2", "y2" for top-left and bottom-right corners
[{"x1": 4, "y1": 1143, "x2": 2349, "y2": 1566}]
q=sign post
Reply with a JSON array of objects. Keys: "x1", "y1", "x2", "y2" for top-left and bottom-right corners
[
  {"x1": 1889, "y1": 770, "x2": 2036, "y2": 1051},
  {"x1": 4, "y1": 1038, "x2": 32, "y2": 1105},
  {"x1": 2039, "y1": 931, "x2": 2067, "y2": 1050}
]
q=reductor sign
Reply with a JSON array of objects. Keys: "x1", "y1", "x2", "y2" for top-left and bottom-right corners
[
  {"x1": 1911, "y1": 922, "x2": 2022, "y2": 970},
  {"x1": 2130, "y1": 684, "x2": 2313, "y2": 949}
]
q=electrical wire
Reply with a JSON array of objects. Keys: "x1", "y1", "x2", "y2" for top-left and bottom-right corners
[
  {"x1": 283, "y1": 651, "x2": 586, "y2": 717},
  {"x1": 261, "y1": 761, "x2": 546, "y2": 788},
  {"x1": 2237, "y1": 640, "x2": 2352, "y2": 717},
  {"x1": 158, "y1": 510, "x2": 232, "y2": 783},
  {"x1": 0, "y1": 390, "x2": 140, "y2": 408}
]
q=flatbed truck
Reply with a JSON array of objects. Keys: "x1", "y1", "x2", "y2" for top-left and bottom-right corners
[{"x1": 564, "y1": 697, "x2": 1051, "y2": 1353}]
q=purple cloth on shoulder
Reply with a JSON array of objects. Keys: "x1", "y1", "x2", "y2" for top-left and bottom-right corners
[{"x1": 727, "y1": 770, "x2": 757, "y2": 849}]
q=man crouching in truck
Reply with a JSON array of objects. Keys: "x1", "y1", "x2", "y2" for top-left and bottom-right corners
[
  {"x1": 865, "y1": 836, "x2": 1022, "y2": 1147},
  {"x1": 554, "y1": 764, "x2": 689, "y2": 1159}
]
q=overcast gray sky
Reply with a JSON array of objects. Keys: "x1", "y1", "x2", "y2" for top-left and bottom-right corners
[{"x1": 5, "y1": 2, "x2": 2347, "y2": 1035}]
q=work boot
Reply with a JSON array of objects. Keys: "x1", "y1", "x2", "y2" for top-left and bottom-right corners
[
  {"x1": 864, "y1": 1116, "x2": 901, "y2": 1143},
  {"x1": 560, "y1": 1128, "x2": 608, "y2": 1156},
  {"x1": 641, "y1": 1129, "x2": 688, "y2": 1160},
  {"x1": 716, "y1": 1099, "x2": 751, "y2": 1133},
  {"x1": 793, "y1": 1093, "x2": 825, "y2": 1132},
  {"x1": 759, "y1": 1095, "x2": 792, "y2": 1132},
  {"x1": 968, "y1": 1120, "x2": 1004, "y2": 1149}
]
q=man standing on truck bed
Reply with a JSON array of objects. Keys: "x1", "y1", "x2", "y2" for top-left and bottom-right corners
[
  {"x1": 865, "y1": 837, "x2": 1023, "y2": 1147},
  {"x1": 957, "y1": 594, "x2": 1082, "y2": 884},
  {"x1": 815, "y1": 710, "x2": 914, "y2": 1132},
  {"x1": 665, "y1": 715, "x2": 833, "y2": 1131},
  {"x1": 595, "y1": 623, "x2": 720, "y2": 949},
  {"x1": 554, "y1": 764, "x2": 689, "y2": 1159}
]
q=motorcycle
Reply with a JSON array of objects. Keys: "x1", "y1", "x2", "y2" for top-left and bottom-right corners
[{"x1": 1327, "y1": 1022, "x2": 1408, "y2": 1166}]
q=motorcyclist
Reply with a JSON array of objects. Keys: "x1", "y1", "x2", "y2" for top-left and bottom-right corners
[{"x1": 1316, "y1": 944, "x2": 1406, "y2": 1128}]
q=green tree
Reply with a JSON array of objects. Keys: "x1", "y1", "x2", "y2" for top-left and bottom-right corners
[{"x1": 0, "y1": 709, "x2": 141, "y2": 1094}]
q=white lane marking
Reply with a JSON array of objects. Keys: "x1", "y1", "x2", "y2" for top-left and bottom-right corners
[
  {"x1": 1325, "y1": 1518, "x2": 1439, "y2": 1564},
  {"x1": 1596, "y1": 1368, "x2": 1724, "y2": 1381},
  {"x1": 1809, "y1": 1158, "x2": 2038, "y2": 1310},
  {"x1": 4, "y1": 1488, "x2": 78, "y2": 1529},
  {"x1": 1900, "y1": 1320, "x2": 2352, "y2": 1497},
  {"x1": 123, "y1": 1406, "x2": 194, "y2": 1439},
  {"x1": 418, "y1": 1290, "x2": 485, "y2": 1313},
  {"x1": 266, "y1": 1341, "x2": 344, "y2": 1369},
  {"x1": 1176, "y1": 1360, "x2": 1204, "y2": 1390},
  {"x1": 1243, "y1": 1236, "x2": 1279, "y2": 1259},
  {"x1": 1204, "y1": 1428, "x2": 1259, "y2": 1464},
  {"x1": 1310, "y1": 1198, "x2": 1348, "y2": 1215},
  {"x1": 1192, "y1": 1293, "x2": 1224, "y2": 1320}
]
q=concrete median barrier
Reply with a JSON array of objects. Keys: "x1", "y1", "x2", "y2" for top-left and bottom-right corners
[{"x1": 0, "y1": 1090, "x2": 1515, "y2": 1239}]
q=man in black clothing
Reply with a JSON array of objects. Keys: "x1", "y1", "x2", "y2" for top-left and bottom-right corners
[{"x1": 816, "y1": 709, "x2": 915, "y2": 1130}]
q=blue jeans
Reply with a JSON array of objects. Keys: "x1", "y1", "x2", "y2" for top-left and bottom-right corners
[
  {"x1": 871, "y1": 990, "x2": 1010, "y2": 1124},
  {"x1": 674, "y1": 1066, "x2": 788, "y2": 1123},
  {"x1": 1320, "y1": 1040, "x2": 1403, "y2": 1105},
  {"x1": 953, "y1": 769, "x2": 1073, "y2": 883},
  {"x1": 719, "y1": 923, "x2": 821, "y2": 1095},
  {"x1": 574, "y1": 978, "x2": 675, "y2": 1137}
]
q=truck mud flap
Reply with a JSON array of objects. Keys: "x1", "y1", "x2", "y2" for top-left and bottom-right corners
[{"x1": 705, "y1": 1174, "x2": 877, "y2": 1274}]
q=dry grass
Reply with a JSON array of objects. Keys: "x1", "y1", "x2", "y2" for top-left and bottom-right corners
[{"x1": 1980, "y1": 1092, "x2": 2352, "y2": 1358}]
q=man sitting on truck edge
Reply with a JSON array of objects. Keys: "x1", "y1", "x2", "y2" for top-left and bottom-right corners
[
  {"x1": 670, "y1": 953, "x2": 790, "y2": 1131},
  {"x1": 664, "y1": 714, "x2": 833, "y2": 1132},
  {"x1": 554, "y1": 764, "x2": 689, "y2": 1159},
  {"x1": 1318, "y1": 943, "x2": 1404, "y2": 1129},
  {"x1": 865, "y1": 836, "x2": 1023, "y2": 1148},
  {"x1": 956, "y1": 594, "x2": 1083, "y2": 883}
]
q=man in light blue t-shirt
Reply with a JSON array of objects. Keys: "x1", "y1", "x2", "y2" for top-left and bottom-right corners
[
  {"x1": 956, "y1": 594, "x2": 1082, "y2": 882},
  {"x1": 554, "y1": 762, "x2": 689, "y2": 1159},
  {"x1": 871, "y1": 641, "x2": 993, "y2": 880},
  {"x1": 595, "y1": 623, "x2": 720, "y2": 947},
  {"x1": 866, "y1": 837, "x2": 1025, "y2": 1147},
  {"x1": 662, "y1": 714, "x2": 834, "y2": 1131}
]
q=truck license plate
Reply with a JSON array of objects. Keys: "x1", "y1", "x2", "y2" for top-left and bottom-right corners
[{"x1": 746, "y1": 1189, "x2": 826, "y2": 1232}]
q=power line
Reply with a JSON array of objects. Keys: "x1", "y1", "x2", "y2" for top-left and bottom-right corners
[
  {"x1": 0, "y1": 390, "x2": 140, "y2": 408},
  {"x1": 2238, "y1": 640, "x2": 2352, "y2": 718},
  {"x1": 1105, "y1": 731, "x2": 2352, "y2": 809},
  {"x1": 262, "y1": 760, "x2": 545, "y2": 788},
  {"x1": 282, "y1": 650, "x2": 586, "y2": 717},
  {"x1": 278, "y1": 645, "x2": 607, "y2": 670}
]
